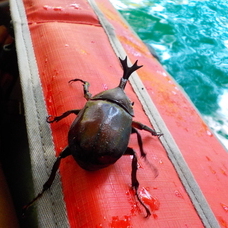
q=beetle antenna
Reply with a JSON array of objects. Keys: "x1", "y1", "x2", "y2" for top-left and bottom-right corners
[{"x1": 119, "y1": 57, "x2": 143, "y2": 89}]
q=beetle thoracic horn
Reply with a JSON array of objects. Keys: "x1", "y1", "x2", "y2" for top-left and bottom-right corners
[{"x1": 118, "y1": 57, "x2": 143, "y2": 89}]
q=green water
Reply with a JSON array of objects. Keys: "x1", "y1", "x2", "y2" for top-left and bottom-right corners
[{"x1": 110, "y1": 0, "x2": 228, "y2": 149}]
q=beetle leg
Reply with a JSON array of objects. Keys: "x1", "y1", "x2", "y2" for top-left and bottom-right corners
[
  {"x1": 125, "y1": 147, "x2": 151, "y2": 218},
  {"x1": 132, "y1": 127, "x2": 158, "y2": 178},
  {"x1": 47, "y1": 109, "x2": 81, "y2": 123},
  {"x1": 132, "y1": 120, "x2": 163, "y2": 137},
  {"x1": 69, "y1": 78, "x2": 92, "y2": 100},
  {"x1": 22, "y1": 147, "x2": 71, "y2": 216}
]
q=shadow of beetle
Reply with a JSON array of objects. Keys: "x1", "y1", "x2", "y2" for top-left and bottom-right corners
[{"x1": 23, "y1": 57, "x2": 162, "y2": 217}]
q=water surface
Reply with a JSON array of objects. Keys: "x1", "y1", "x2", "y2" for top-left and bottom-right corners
[{"x1": 110, "y1": 0, "x2": 228, "y2": 149}]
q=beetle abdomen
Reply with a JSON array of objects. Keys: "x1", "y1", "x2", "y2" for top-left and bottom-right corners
[{"x1": 68, "y1": 100, "x2": 132, "y2": 171}]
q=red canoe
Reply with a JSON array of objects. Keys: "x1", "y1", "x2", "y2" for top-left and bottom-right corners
[{"x1": 10, "y1": 0, "x2": 228, "y2": 227}]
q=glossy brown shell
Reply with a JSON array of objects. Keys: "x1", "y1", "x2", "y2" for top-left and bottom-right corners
[{"x1": 68, "y1": 100, "x2": 132, "y2": 171}]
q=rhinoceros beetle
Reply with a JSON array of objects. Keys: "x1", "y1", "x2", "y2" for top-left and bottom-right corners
[{"x1": 23, "y1": 57, "x2": 162, "y2": 217}]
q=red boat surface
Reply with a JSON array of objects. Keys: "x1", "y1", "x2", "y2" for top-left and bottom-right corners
[{"x1": 9, "y1": 0, "x2": 228, "y2": 227}]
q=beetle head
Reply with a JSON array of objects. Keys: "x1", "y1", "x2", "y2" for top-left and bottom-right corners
[{"x1": 91, "y1": 57, "x2": 142, "y2": 116}]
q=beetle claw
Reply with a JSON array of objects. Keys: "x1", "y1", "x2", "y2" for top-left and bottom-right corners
[
  {"x1": 46, "y1": 115, "x2": 63, "y2": 123},
  {"x1": 46, "y1": 115, "x2": 56, "y2": 123},
  {"x1": 134, "y1": 188, "x2": 151, "y2": 218},
  {"x1": 144, "y1": 209, "x2": 151, "y2": 218},
  {"x1": 152, "y1": 132, "x2": 163, "y2": 137},
  {"x1": 68, "y1": 78, "x2": 86, "y2": 84}
]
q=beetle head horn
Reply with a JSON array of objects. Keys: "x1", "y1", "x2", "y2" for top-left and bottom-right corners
[{"x1": 118, "y1": 57, "x2": 143, "y2": 89}]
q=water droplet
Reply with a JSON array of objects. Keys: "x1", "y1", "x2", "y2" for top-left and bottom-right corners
[
  {"x1": 57, "y1": 147, "x2": 64, "y2": 153},
  {"x1": 65, "y1": 44, "x2": 69, "y2": 47},
  {"x1": 43, "y1": 5, "x2": 52, "y2": 10},
  {"x1": 221, "y1": 203, "x2": 228, "y2": 212},
  {"x1": 110, "y1": 216, "x2": 131, "y2": 228},
  {"x1": 162, "y1": 72, "x2": 167, "y2": 77},
  {"x1": 218, "y1": 216, "x2": 228, "y2": 227},
  {"x1": 159, "y1": 159, "x2": 163, "y2": 164},
  {"x1": 125, "y1": 189, "x2": 141, "y2": 216},
  {"x1": 46, "y1": 85, "x2": 53, "y2": 107},
  {"x1": 220, "y1": 168, "x2": 227, "y2": 176},
  {"x1": 69, "y1": 3, "x2": 80, "y2": 9},
  {"x1": 103, "y1": 84, "x2": 108, "y2": 90},
  {"x1": 174, "y1": 190, "x2": 184, "y2": 199},
  {"x1": 140, "y1": 188, "x2": 160, "y2": 211},
  {"x1": 71, "y1": 206, "x2": 80, "y2": 213},
  {"x1": 137, "y1": 162, "x2": 143, "y2": 169},
  {"x1": 80, "y1": 49, "x2": 87, "y2": 54},
  {"x1": 53, "y1": 6, "x2": 63, "y2": 11},
  {"x1": 209, "y1": 166, "x2": 216, "y2": 174},
  {"x1": 130, "y1": 203, "x2": 139, "y2": 215},
  {"x1": 207, "y1": 130, "x2": 212, "y2": 136},
  {"x1": 152, "y1": 213, "x2": 158, "y2": 219}
]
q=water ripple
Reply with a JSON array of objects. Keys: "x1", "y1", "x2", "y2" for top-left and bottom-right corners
[{"x1": 111, "y1": 0, "x2": 228, "y2": 149}]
